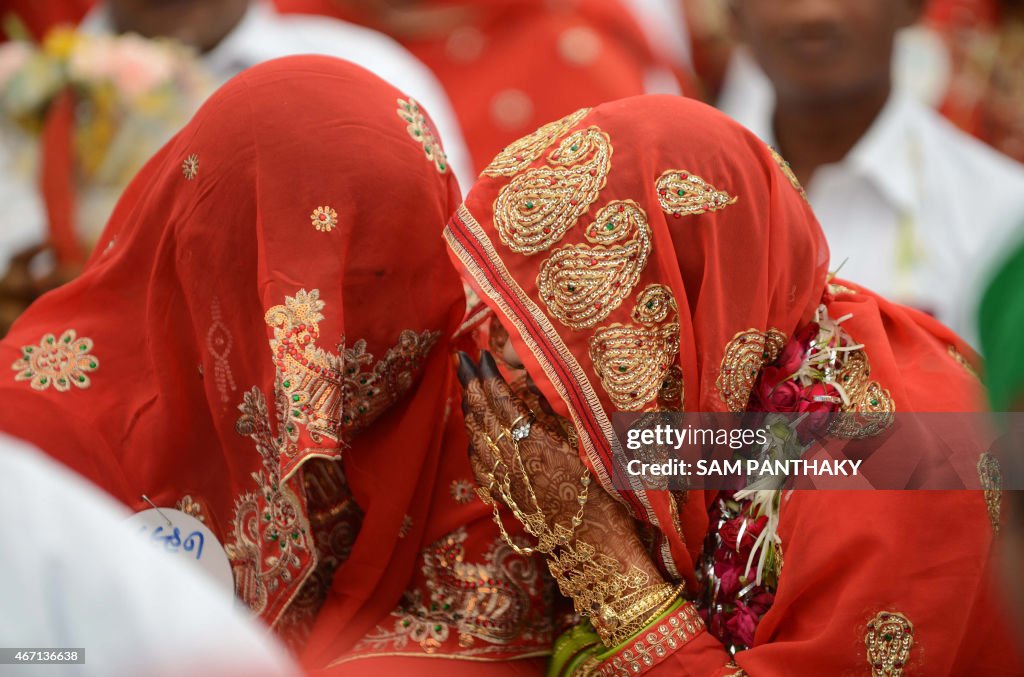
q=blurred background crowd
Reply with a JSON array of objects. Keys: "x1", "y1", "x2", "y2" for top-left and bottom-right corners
[{"x1": 1, "y1": 0, "x2": 1023, "y2": 337}]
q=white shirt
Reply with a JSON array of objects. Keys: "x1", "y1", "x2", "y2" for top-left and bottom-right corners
[
  {"x1": 0, "y1": 433, "x2": 298, "y2": 677},
  {"x1": 720, "y1": 81, "x2": 1024, "y2": 347},
  {"x1": 0, "y1": 1, "x2": 471, "y2": 276}
]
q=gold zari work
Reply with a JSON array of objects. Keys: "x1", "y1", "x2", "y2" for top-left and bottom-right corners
[
  {"x1": 537, "y1": 200, "x2": 652, "y2": 329},
  {"x1": 397, "y1": 98, "x2": 448, "y2": 173},
  {"x1": 656, "y1": 170, "x2": 737, "y2": 217},
  {"x1": 978, "y1": 451, "x2": 1002, "y2": 533},
  {"x1": 768, "y1": 146, "x2": 807, "y2": 200},
  {"x1": 716, "y1": 328, "x2": 787, "y2": 412},
  {"x1": 865, "y1": 611, "x2": 913, "y2": 677},
  {"x1": 829, "y1": 350, "x2": 896, "y2": 439},
  {"x1": 590, "y1": 285, "x2": 681, "y2": 411},
  {"x1": 587, "y1": 604, "x2": 705, "y2": 677},
  {"x1": 482, "y1": 107, "x2": 590, "y2": 177},
  {"x1": 948, "y1": 344, "x2": 980, "y2": 380},
  {"x1": 494, "y1": 126, "x2": 612, "y2": 255}
]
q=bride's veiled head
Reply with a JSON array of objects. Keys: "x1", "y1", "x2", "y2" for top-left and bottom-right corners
[
  {"x1": 0, "y1": 55, "x2": 465, "y2": 626},
  {"x1": 446, "y1": 94, "x2": 830, "y2": 580}
]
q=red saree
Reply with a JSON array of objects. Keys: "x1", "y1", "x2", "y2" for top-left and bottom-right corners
[
  {"x1": 0, "y1": 55, "x2": 550, "y2": 667},
  {"x1": 446, "y1": 96, "x2": 1021, "y2": 674},
  {"x1": 275, "y1": 0, "x2": 687, "y2": 172}
]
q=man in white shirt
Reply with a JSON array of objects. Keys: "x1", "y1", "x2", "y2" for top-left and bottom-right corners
[
  {"x1": 0, "y1": 0, "x2": 470, "y2": 280},
  {"x1": 721, "y1": 0, "x2": 1024, "y2": 346},
  {"x1": 0, "y1": 432, "x2": 298, "y2": 677}
]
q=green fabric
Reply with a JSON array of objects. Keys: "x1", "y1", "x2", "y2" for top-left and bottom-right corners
[
  {"x1": 980, "y1": 238, "x2": 1024, "y2": 412},
  {"x1": 547, "y1": 621, "x2": 602, "y2": 677}
]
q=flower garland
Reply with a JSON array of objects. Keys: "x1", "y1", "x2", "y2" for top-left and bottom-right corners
[{"x1": 701, "y1": 304, "x2": 861, "y2": 652}]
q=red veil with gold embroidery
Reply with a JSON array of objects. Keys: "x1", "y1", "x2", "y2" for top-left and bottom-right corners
[
  {"x1": 446, "y1": 96, "x2": 1021, "y2": 674},
  {"x1": 0, "y1": 56, "x2": 475, "y2": 651}
]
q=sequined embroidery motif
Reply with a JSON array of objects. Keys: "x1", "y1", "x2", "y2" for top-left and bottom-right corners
[
  {"x1": 537, "y1": 200, "x2": 652, "y2": 329},
  {"x1": 768, "y1": 146, "x2": 807, "y2": 201},
  {"x1": 226, "y1": 386, "x2": 313, "y2": 616},
  {"x1": 948, "y1": 345, "x2": 980, "y2": 380},
  {"x1": 590, "y1": 285, "x2": 681, "y2": 411},
  {"x1": 494, "y1": 126, "x2": 613, "y2": 255},
  {"x1": 12, "y1": 329, "x2": 98, "y2": 391},
  {"x1": 349, "y1": 527, "x2": 550, "y2": 658},
  {"x1": 829, "y1": 350, "x2": 896, "y2": 439},
  {"x1": 482, "y1": 107, "x2": 590, "y2": 177},
  {"x1": 311, "y1": 206, "x2": 338, "y2": 232},
  {"x1": 182, "y1": 153, "x2": 199, "y2": 180},
  {"x1": 590, "y1": 604, "x2": 705, "y2": 676},
  {"x1": 978, "y1": 451, "x2": 1001, "y2": 533},
  {"x1": 865, "y1": 611, "x2": 913, "y2": 677},
  {"x1": 716, "y1": 329, "x2": 787, "y2": 412},
  {"x1": 397, "y1": 98, "x2": 448, "y2": 173},
  {"x1": 656, "y1": 170, "x2": 737, "y2": 217}
]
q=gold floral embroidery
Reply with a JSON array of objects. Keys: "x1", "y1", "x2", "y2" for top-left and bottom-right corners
[
  {"x1": 589, "y1": 603, "x2": 705, "y2": 676},
  {"x1": 182, "y1": 153, "x2": 199, "y2": 180},
  {"x1": 207, "y1": 298, "x2": 237, "y2": 406},
  {"x1": 590, "y1": 285, "x2": 681, "y2": 411},
  {"x1": 537, "y1": 200, "x2": 652, "y2": 329},
  {"x1": 310, "y1": 206, "x2": 338, "y2": 232},
  {"x1": 655, "y1": 170, "x2": 737, "y2": 218},
  {"x1": 397, "y1": 97, "x2": 448, "y2": 173},
  {"x1": 12, "y1": 329, "x2": 98, "y2": 392},
  {"x1": 768, "y1": 146, "x2": 807, "y2": 201},
  {"x1": 175, "y1": 495, "x2": 206, "y2": 523},
  {"x1": 829, "y1": 350, "x2": 896, "y2": 439},
  {"x1": 450, "y1": 479, "x2": 475, "y2": 504},
  {"x1": 827, "y1": 281, "x2": 858, "y2": 297},
  {"x1": 266, "y1": 290, "x2": 344, "y2": 447},
  {"x1": 716, "y1": 329, "x2": 787, "y2": 412},
  {"x1": 948, "y1": 345, "x2": 980, "y2": 380},
  {"x1": 493, "y1": 126, "x2": 612, "y2": 255},
  {"x1": 226, "y1": 386, "x2": 314, "y2": 617},
  {"x1": 339, "y1": 330, "x2": 440, "y2": 435},
  {"x1": 978, "y1": 452, "x2": 1001, "y2": 533},
  {"x1": 482, "y1": 107, "x2": 590, "y2": 177},
  {"x1": 865, "y1": 611, "x2": 913, "y2": 677},
  {"x1": 346, "y1": 527, "x2": 551, "y2": 660},
  {"x1": 399, "y1": 514, "x2": 414, "y2": 538}
]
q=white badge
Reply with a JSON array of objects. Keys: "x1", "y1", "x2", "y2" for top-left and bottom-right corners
[{"x1": 126, "y1": 508, "x2": 234, "y2": 597}]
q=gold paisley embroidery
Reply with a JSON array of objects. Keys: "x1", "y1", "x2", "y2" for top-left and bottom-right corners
[
  {"x1": 482, "y1": 107, "x2": 590, "y2": 177},
  {"x1": 829, "y1": 350, "x2": 896, "y2": 439},
  {"x1": 656, "y1": 169, "x2": 737, "y2": 218},
  {"x1": 632, "y1": 284, "x2": 677, "y2": 325},
  {"x1": 716, "y1": 329, "x2": 787, "y2": 412},
  {"x1": 182, "y1": 153, "x2": 199, "y2": 180},
  {"x1": 978, "y1": 452, "x2": 1001, "y2": 533},
  {"x1": 768, "y1": 146, "x2": 807, "y2": 201},
  {"x1": 397, "y1": 97, "x2": 448, "y2": 173},
  {"x1": 948, "y1": 345, "x2": 980, "y2": 380},
  {"x1": 494, "y1": 126, "x2": 612, "y2": 255},
  {"x1": 226, "y1": 386, "x2": 314, "y2": 616},
  {"x1": 345, "y1": 527, "x2": 551, "y2": 660},
  {"x1": 537, "y1": 200, "x2": 652, "y2": 329},
  {"x1": 590, "y1": 285, "x2": 681, "y2": 411},
  {"x1": 12, "y1": 329, "x2": 98, "y2": 391},
  {"x1": 865, "y1": 611, "x2": 913, "y2": 677}
]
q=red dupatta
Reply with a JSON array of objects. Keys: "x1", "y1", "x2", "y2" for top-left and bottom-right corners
[
  {"x1": 0, "y1": 55, "x2": 465, "y2": 644},
  {"x1": 445, "y1": 96, "x2": 1018, "y2": 674}
]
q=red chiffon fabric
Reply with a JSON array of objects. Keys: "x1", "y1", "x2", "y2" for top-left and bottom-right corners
[
  {"x1": 0, "y1": 54, "x2": 471, "y2": 646},
  {"x1": 446, "y1": 95, "x2": 1021, "y2": 673},
  {"x1": 276, "y1": 0, "x2": 688, "y2": 171}
]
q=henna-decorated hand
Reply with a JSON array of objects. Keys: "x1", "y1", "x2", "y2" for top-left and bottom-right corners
[{"x1": 456, "y1": 350, "x2": 663, "y2": 586}]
